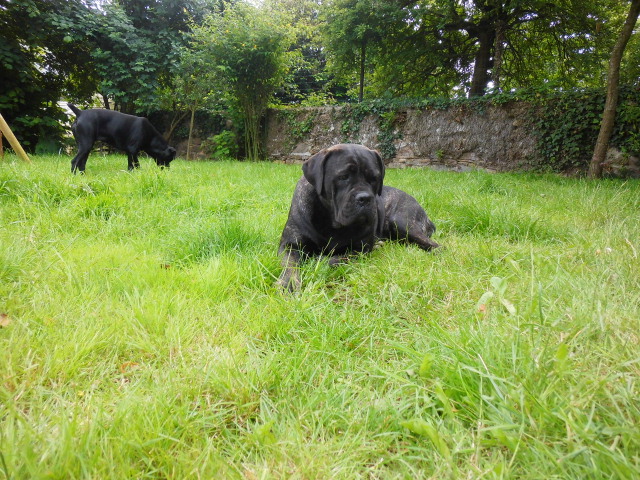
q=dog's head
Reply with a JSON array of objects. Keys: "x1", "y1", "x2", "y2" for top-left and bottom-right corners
[
  {"x1": 154, "y1": 145, "x2": 177, "y2": 168},
  {"x1": 302, "y1": 144, "x2": 385, "y2": 228}
]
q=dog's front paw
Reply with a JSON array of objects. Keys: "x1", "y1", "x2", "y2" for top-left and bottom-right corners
[
  {"x1": 277, "y1": 269, "x2": 301, "y2": 292},
  {"x1": 328, "y1": 255, "x2": 349, "y2": 266}
]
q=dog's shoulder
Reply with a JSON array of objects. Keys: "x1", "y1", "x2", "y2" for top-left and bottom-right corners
[
  {"x1": 381, "y1": 185, "x2": 402, "y2": 197},
  {"x1": 381, "y1": 185, "x2": 414, "y2": 205},
  {"x1": 289, "y1": 176, "x2": 320, "y2": 215}
]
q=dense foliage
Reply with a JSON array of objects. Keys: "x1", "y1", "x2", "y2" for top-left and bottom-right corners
[
  {"x1": 531, "y1": 85, "x2": 640, "y2": 172},
  {"x1": 191, "y1": 2, "x2": 293, "y2": 161},
  {"x1": 0, "y1": 0, "x2": 95, "y2": 150},
  {"x1": 0, "y1": 0, "x2": 638, "y2": 158}
]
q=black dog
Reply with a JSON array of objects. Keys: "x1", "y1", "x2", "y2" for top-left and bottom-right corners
[
  {"x1": 68, "y1": 103, "x2": 176, "y2": 173},
  {"x1": 278, "y1": 143, "x2": 440, "y2": 290}
]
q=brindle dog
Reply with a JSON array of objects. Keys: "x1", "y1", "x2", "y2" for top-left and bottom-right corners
[{"x1": 278, "y1": 143, "x2": 439, "y2": 290}]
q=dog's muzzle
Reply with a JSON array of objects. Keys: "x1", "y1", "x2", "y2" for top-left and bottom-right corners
[
  {"x1": 333, "y1": 189, "x2": 377, "y2": 227},
  {"x1": 354, "y1": 191, "x2": 373, "y2": 207}
]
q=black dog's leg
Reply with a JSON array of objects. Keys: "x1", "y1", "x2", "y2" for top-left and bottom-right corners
[
  {"x1": 277, "y1": 248, "x2": 302, "y2": 291},
  {"x1": 384, "y1": 207, "x2": 440, "y2": 251},
  {"x1": 407, "y1": 230, "x2": 440, "y2": 251},
  {"x1": 388, "y1": 220, "x2": 440, "y2": 251},
  {"x1": 328, "y1": 255, "x2": 349, "y2": 266},
  {"x1": 383, "y1": 189, "x2": 440, "y2": 251},
  {"x1": 127, "y1": 153, "x2": 140, "y2": 170},
  {"x1": 71, "y1": 143, "x2": 92, "y2": 174}
]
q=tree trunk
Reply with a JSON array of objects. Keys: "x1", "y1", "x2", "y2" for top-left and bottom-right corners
[
  {"x1": 469, "y1": 29, "x2": 495, "y2": 97},
  {"x1": 164, "y1": 110, "x2": 189, "y2": 142},
  {"x1": 187, "y1": 103, "x2": 197, "y2": 161},
  {"x1": 242, "y1": 102, "x2": 261, "y2": 161},
  {"x1": 492, "y1": 21, "x2": 506, "y2": 92},
  {"x1": 359, "y1": 41, "x2": 366, "y2": 103},
  {"x1": 589, "y1": 0, "x2": 640, "y2": 178}
]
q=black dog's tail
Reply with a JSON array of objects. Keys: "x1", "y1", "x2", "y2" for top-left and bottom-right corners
[{"x1": 67, "y1": 103, "x2": 82, "y2": 116}]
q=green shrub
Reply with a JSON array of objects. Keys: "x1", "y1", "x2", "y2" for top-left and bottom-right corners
[{"x1": 203, "y1": 130, "x2": 239, "y2": 160}]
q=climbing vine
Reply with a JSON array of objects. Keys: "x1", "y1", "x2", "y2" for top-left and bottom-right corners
[
  {"x1": 528, "y1": 86, "x2": 640, "y2": 171},
  {"x1": 340, "y1": 102, "x2": 401, "y2": 160},
  {"x1": 271, "y1": 85, "x2": 640, "y2": 171},
  {"x1": 277, "y1": 109, "x2": 318, "y2": 146}
]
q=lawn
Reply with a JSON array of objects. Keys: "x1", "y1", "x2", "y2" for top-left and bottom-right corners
[{"x1": 1, "y1": 154, "x2": 639, "y2": 479}]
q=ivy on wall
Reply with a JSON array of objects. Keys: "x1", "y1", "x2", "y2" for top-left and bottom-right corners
[
  {"x1": 276, "y1": 109, "x2": 319, "y2": 150},
  {"x1": 270, "y1": 85, "x2": 640, "y2": 172},
  {"x1": 528, "y1": 86, "x2": 640, "y2": 171}
]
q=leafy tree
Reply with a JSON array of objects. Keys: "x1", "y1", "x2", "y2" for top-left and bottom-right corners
[
  {"x1": 191, "y1": 1, "x2": 293, "y2": 160},
  {"x1": 0, "y1": 0, "x2": 96, "y2": 150},
  {"x1": 78, "y1": 0, "x2": 209, "y2": 113},
  {"x1": 163, "y1": 46, "x2": 216, "y2": 160},
  {"x1": 620, "y1": 28, "x2": 640, "y2": 85},
  {"x1": 366, "y1": 1, "x2": 470, "y2": 98},
  {"x1": 491, "y1": 0, "x2": 628, "y2": 92},
  {"x1": 0, "y1": 0, "x2": 212, "y2": 150},
  {"x1": 321, "y1": 0, "x2": 404, "y2": 102},
  {"x1": 327, "y1": 0, "x2": 627, "y2": 98},
  {"x1": 265, "y1": 0, "x2": 337, "y2": 104},
  {"x1": 589, "y1": 0, "x2": 640, "y2": 178}
]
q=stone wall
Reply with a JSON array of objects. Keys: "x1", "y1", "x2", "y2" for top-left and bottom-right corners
[
  {"x1": 264, "y1": 102, "x2": 543, "y2": 172},
  {"x1": 169, "y1": 102, "x2": 639, "y2": 176}
]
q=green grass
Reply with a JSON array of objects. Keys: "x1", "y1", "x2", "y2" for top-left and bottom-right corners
[{"x1": 1, "y1": 154, "x2": 639, "y2": 479}]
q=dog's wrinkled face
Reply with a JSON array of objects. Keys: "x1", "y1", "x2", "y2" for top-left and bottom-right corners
[{"x1": 303, "y1": 144, "x2": 385, "y2": 228}]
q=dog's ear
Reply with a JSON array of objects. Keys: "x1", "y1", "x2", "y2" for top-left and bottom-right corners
[
  {"x1": 302, "y1": 148, "x2": 330, "y2": 196},
  {"x1": 372, "y1": 149, "x2": 385, "y2": 195}
]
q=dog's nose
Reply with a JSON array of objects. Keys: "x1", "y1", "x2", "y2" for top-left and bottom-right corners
[{"x1": 355, "y1": 191, "x2": 373, "y2": 205}]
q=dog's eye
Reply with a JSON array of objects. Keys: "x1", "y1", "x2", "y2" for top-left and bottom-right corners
[
  {"x1": 366, "y1": 174, "x2": 379, "y2": 184},
  {"x1": 337, "y1": 173, "x2": 350, "y2": 181}
]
